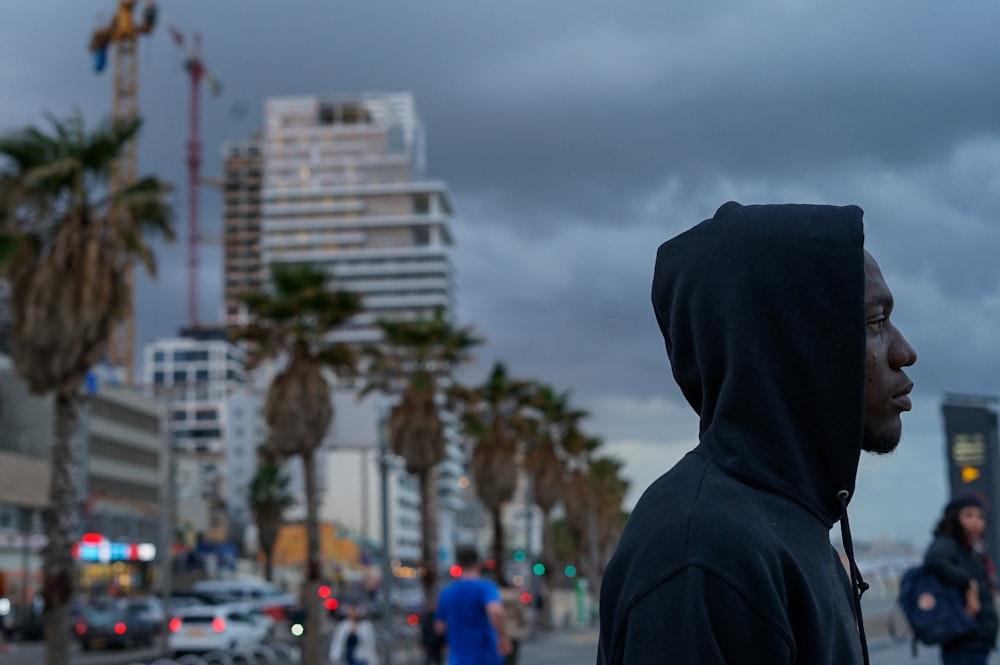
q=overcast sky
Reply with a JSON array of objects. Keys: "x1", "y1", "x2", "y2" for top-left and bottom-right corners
[{"x1": 4, "y1": 0, "x2": 1000, "y2": 547}]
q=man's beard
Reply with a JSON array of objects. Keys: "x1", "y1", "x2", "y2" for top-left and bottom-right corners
[{"x1": 862, "y1": 421, "x2": 901, "y2": 455}]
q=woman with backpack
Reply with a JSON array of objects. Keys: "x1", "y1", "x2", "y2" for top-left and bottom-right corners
[{"x1": 924, "y1": 494, "x2": 999, "y2": 664}]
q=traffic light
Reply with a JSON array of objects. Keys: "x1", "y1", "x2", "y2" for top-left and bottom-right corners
[
  {"x1": 450, "y1": 565, "x2": 463, "y2": 578},
  {"x1": 564, "y1": 565, "x2": 577, "y2": 578},
  {"x1": 513, "y1": 550, "x2": 526, "y2": 562},
  {"x1": 532, "y1": 563, "x2": 546, "y2": 576}
]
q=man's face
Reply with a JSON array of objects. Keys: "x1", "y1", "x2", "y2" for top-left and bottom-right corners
[{"x1": 862, "y1": 251, "x2": 917, "y2": 455}]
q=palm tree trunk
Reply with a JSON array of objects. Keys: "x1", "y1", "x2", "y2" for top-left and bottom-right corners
[
  {"x1": 302, "y1": 448, "x2": 322, "y2": 665},
  {"x1": 264, "y1": 550, "x2": 274, "y2": 583},
  {"x1": 258, "y1": 518, "x2": 280, "y2": 583},
  {"x1": 418, "y1": 467, "x2": 439, "y2": 601},
  {"x1": 43, "y1": 388, "x2": 80, "y2": 665},
  {"x1": 491, "y1": 505, "x2": 506, "y2": 583}
]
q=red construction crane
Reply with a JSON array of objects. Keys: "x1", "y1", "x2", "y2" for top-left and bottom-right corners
[{"x1": 166, "y1": 22, "x2": 222, "y2": 328}]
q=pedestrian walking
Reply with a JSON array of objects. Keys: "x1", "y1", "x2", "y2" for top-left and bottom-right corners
[
  {"x1": 421, "y1": 598, "x2": 446, "y2": 665},
  {"x1": 329, "y1": 604, "x2": 379, "y2": 665},
  {"x1": 924, "y1": 494, "x2": 999, "y2": 665},
  {"x1": 435, "y1": 546, "x2": 512, "y2": 665},
  {"x1": 499, "y1": 583, "x2": 527, "y2": 665},
  {"x1": 598, "y1": 202, "x2": 918, "y2": 665}
]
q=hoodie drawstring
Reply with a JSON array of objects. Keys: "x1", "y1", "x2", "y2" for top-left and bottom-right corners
[{"x1": 838, "y1": 490, "x2": 870, "y2": 665}]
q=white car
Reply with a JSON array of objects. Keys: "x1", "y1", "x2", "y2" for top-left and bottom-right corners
[
  {"x1": 191, "y1": 580, "x2": 296, "y2": 621},
  {"x1": 228, "y1": 601, "x2": 276, "y2": 641},
  {"x1": 116, "y1": 596, "x2": 166, "y2": 631},
  {"x1": 168, "y1": 604, "x2": 267, "y2": 655}
]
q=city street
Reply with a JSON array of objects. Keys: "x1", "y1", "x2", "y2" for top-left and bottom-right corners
[
  {"x1": 516, "y1": 630, "x2": 945, "y2": 665},
  {"x1": 0, "y1": 629, "x2": 957, "y2": 665}
]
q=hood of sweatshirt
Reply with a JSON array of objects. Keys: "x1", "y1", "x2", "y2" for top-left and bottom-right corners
[{"x1": 651, "y1": 201, "x2": 866, "y2": 526}]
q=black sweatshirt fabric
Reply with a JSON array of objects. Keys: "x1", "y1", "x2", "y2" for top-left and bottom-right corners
[
  {"x1": 597, "y1": 202, "x2": 868, "y2": 664},
  {"x1": 924, "y1": 535, "x2": 999, "y2": 653}
]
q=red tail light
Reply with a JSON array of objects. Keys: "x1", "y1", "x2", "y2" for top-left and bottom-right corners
[
  {"x1": 113, "y1": 622, "x2": 127, "y2": 635},
  {"x1": 324, "y1": 598, "x2": 339, "y2": 611},
  {"x1": 407, "y1": 614, "x2": 419, "y2": 626},
  {"x1": 520, "y1": 592, "x2": 532, "y2": 605},
  {"x1": 75, "y1": 623, "x2": 86, "y2": 635},
  {"x1": 262, "y1": 605, "x2": 286, "y2": 621},
  {"x1": 169, "y1": 617, "x2": 182, "y2": 633},
  {"x1": 212, "y1": 617, "x2": 226, "y2": 633}
]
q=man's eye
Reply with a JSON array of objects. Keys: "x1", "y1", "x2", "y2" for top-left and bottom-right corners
[{"x1": 867, "y1": 318, "x2": 885, "y2": 332}]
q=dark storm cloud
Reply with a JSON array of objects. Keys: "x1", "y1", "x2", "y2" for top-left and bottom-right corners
[{"x1": 5, "y1": 0, "x2": 1000, "y2": 544}]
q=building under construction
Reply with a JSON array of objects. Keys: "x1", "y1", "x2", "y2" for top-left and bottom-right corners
[{"x1": 221, "y1": 135, "x2": 264, "y2": 332}]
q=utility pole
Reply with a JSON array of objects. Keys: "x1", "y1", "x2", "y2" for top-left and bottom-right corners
[
  {"x1": 377, "y1": 397, "x2": 394, "y2": 665},
  {"x1": 158, "y1": 387, "x2": 174, "y2": 654}
]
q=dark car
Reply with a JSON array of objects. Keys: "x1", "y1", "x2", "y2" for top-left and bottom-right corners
[
  {"x1": 75, "y1": 604, "x2": 156, "y2": 651},
  {"x1": 18, "y1": 596, "x2": 85, "y2": 641}
]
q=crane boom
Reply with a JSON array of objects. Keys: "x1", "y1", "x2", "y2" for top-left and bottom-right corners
[
  {"x1": 166, "y1": 22, "x2": 222, "y2": 328},
  {"x1": 90, "y1": 0, "x2": 157, "y2": 384}
]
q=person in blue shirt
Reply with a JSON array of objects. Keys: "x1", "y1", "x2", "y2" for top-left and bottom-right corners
[{"x1": 435, "y1": 547, "x2": 512, "y2": 665}]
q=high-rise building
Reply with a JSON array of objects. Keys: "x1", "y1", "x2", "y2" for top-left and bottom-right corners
[
  {"x1": 222, "y1": 135, "x2": 264, "y2": 334},
  {"x1": 261, "y1": 92, "x2": 454, "y2": 343}
]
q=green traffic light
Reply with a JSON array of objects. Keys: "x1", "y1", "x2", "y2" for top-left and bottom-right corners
[
  {"x1": 564, "y1": 565, "x2": 577, "y2": 578},
  {"x1": 513, "y1": 550, "x2": 526, "y2": 562},
  {"x1": 532, "y1": 563, "x2": 546, "y2": 576}
]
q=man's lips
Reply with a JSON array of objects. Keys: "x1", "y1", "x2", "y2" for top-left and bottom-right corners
[{"x1": 892, "y1": 382, "x2": 914, "y2": 411}]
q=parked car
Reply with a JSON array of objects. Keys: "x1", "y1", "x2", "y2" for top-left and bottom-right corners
[
  {"x1": 19, "y1": 596, "x2": 86, "y2": 641},
  {"x1": 169, "y1": 590, "x2": 234, "y2": 611},
  {"x1": 116, "y1": 596, "x2": 165, "y2": 632},
  {"x1": 75, "y1": 603, "x2": 156, "y2": 651},
  {"x1": 191, "y1": 580, "x2": 296, "y2": 621},
  {"x1": 168, "y1": 604, "x2": 268, "y2": 655}
]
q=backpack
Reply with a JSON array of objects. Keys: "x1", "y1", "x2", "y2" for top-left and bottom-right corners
[{"x1": 898, "y1": 564, "x2": 977, "y2": 646}]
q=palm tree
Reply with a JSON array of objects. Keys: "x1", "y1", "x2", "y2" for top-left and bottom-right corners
[
  {"x1": 0, "y1": 112, "x2": 173, "y2": 665},
  {"x1": 520, "y1": 384, "x2": 586, "y2": 628},
  {"x1": 361, "y1": 308, "x2": 483, "y2": 600},
  {"x1": 235, "y1": 264, "x2": 361, "y2": 665},
  {"x1": 451, "y1": 362, "x2": 533, "y2": 584},
  {"x1": 248, "y1": 444, "x2": 296, "y2": 582},
  {"x1": 587, "y1": 456, "x2": 630, "y2": 578},
  {"x1": 563, "y1": 439, "x2": 625, "y2": 592}
]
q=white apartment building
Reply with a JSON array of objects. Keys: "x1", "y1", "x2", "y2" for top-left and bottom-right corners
[
  {"x1": 260, "y1": 93, "x2": 454, "y2": 343},
  {"x1": 142, "y1": 327, "x2": 248, "y2": 540}
]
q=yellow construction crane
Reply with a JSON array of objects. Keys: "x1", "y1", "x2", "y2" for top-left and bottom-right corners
[{"x1": 89, "y1": 0, "x2": 158, "y2": 384}]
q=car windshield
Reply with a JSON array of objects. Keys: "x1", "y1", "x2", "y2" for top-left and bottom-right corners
[{"x1": 82, "y1": 608, "x2": 119, "y2": 625}]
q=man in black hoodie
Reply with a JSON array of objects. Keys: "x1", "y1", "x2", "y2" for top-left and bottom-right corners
[{"x1": 597, "y1": 202, "x2": 917, "y2": 665}]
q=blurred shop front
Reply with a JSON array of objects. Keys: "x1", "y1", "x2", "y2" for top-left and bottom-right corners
[{"x1": 74, "y1": 533, "x2": 157, "y2": 597}]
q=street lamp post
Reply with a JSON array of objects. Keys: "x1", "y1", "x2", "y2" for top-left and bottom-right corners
[
  {"x1": 158, "y1": 385, "x2": 175, "y2": 655},
  {"x1": 377, "y1": 396, "x2": 394, "y2": 665}
]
